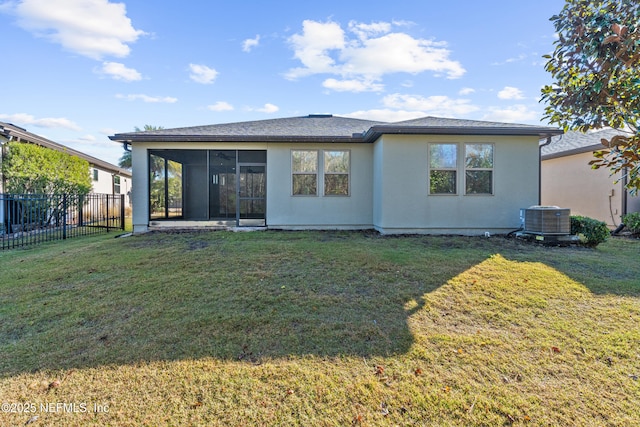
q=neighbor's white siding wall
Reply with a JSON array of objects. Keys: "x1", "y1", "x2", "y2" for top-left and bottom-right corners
[
  {"x1": 91, "y1": 166, "x2": 131, "y2": 205},
  {"x1": 266, "y1": 143, "x2": 373, "y2": 229},
  {"x1": 372, "y1": 134, "x2": 540, "y2": 234}
]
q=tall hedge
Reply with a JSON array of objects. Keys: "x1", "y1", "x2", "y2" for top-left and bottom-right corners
[{"x1": 3, "y1": 142, "x2": 92, "y2": 195}]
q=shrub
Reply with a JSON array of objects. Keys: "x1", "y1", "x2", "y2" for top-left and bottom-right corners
[
  {"x1": 570, "y1": 216, "x2": 609, "y2": 247},
  {"x1": 621, "y1": 212, "x2": 640, "y2": 235}
]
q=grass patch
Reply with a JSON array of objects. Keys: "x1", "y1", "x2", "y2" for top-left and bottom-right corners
[{"x1": 0, "y1": 231, "x2": 638, "y2": 426}]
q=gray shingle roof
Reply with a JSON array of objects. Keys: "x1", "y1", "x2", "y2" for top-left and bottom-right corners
[
  {"x1": 113, "y1": 115, "x2": 384, "y2": 142},
  {"x1": 391, "y1": 116, "x2": 549, "y2": 129},
  {"x1": 110, "y1": 114, "x2": 562, "y2": 143},
  {"x1": 541, "y1": 128, "x2": 628, "y2": 160}
]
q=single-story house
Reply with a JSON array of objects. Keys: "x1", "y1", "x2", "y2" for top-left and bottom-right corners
[
  {"x1": 109, "y1": 114, "x2": 562, "y2": 235},
  {"x1": 0, "y1": 121, "x2": 132, "y2": 202},
  {"x1": 541, "y1": 129, "x2": 640, "y2": 228}
]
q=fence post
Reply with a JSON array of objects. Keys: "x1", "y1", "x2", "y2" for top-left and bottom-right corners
[
  {"x1": 78, "y1": 194, "x2": 84, "y2": 228},
  {"x1": 120, "y1": 194, "x2": 125, "y2": 230},
  {"x1": 106, "y1": 194, "x2": 110, "y2": 232},
  {"x1": 62, "y1": 194, "x2": 67, "y2": 240}
]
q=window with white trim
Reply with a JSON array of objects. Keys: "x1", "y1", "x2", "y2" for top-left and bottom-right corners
[
  {"x1": 464, "y1": 143, "x2": 493, "y2": 195},
  {"x1": 292, "y1": 150, "x2": 318, "y2": 196},
  {"x1": 429, "y1": 143, "x2": 457, "y2": 194},
  {"x1": 323, "y1": 150, "x2": 350, "y2": 196}
]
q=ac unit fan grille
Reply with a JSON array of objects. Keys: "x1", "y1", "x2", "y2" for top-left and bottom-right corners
[{"x1": 523, "y1": 207, "x2": 570, "y2": 235}]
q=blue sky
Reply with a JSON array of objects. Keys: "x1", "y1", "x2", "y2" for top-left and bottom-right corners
[{"x1": 0, "y1": 0, "x2": 565, "y2": 165}]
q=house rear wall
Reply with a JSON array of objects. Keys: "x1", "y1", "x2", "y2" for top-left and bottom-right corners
[
  {"x1": 373, "y1": 134, "x2": 540, "y2": 234},
  {"x1": 130, "y1": 135, "x2": 542, "y2": 235}
]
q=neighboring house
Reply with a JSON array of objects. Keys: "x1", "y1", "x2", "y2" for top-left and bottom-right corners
[
  {"x1": 110, "y1": 114, "x2": 561, "y2": 235},
  {"x1": 541, "y1": 129, "x2": 640, "y2": 228},
  {"x1": 0, "y1": 121, "x2": 132, "y2": 203}
]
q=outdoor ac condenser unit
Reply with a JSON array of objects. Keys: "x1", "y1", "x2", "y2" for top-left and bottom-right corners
[{"x1": 523, "y1": 206, "x2": 570, "y2": 235}]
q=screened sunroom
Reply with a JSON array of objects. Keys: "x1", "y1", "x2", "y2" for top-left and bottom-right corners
[{"x1": 148, "y1": 149, "x2": 266, "y2": 226}]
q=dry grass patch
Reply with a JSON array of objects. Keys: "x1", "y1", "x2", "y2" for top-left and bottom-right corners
[{"x1": 0, "y1": 231, "x2": 638, "y2": 426}]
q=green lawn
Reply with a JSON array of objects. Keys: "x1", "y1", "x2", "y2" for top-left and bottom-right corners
[{"x1": 0, "y1": 231, "x2": 638, "y2": 426}]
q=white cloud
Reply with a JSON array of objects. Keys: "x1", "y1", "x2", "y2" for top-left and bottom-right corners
[
  {"x1": 348, "y1": 20, "x2": 391, "y2": 40},
  {"x1": 100, "y1": 61, "x2": 142, "y2": 81},
  {"x1": 189, "y1": 63, "x2": 218, "y2": 84},
  {"x1": 115, "y1": 94, "x2": 177, "y2": 103},
  {"x1": 78, "y1": 134, "x2": 96, "y2": 142},
  {"x1": 459, "y1": 87, "x2": 476, "y2": 95},
  {"x1": 344, "y1": 109, "x2": 425, "y2": 123},
  {"x1": 322, "y1": 78, "x2": 384, "y2": 93},
  {"x1": 286, "y1": 19, "x2": 465, "y2": 92},
  {"x1": 0, "y1": 112, "x2": 81, "y2": 131},
  {"x1": 7, "y1": 0, "x2": 145, "y2": 60},
  {"x1": 208, "y1": 101, "x2": 234, "y2": 112},
  {"x1": 257, "y1": 103, "x2": 279, "y2": 113},
  {"x1": 497, "y1": 86, "x2": 525, "y2": 100},
  {"x1": 482, "y1": 105, "x2": 539, "y2": 123},
  {"x1": 99, "y1": 127, "x2": 118, "y2": 135},
  {"x1": 248, "y1": 103, "x2": 279, "y2": 114},
  {"x1": 242, "y1": 35, "x2": 260, "y2": 52},
  {"x1": 344, "y1": 92, "x2": 482, "y2": 123},
  {"x1": 382, "y1": 93, "x2": 480, "y2": 116},
  {"x1": 343, "y1": 33, "x2": 465, "y2": 78},
  {"x1": 286, "y1": 20, "x2": 345, "y2": 78},
  {"x1": 492, "y1": 53, "x2": 528, "y2": 66}
]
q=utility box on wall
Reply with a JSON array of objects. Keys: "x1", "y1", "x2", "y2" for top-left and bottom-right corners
[{"x1": 522, "y1": 206, "x2": 571, "y2": 235}]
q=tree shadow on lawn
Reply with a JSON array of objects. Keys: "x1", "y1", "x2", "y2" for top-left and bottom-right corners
[
  {"x1": 501, "y1": 235, "x2": 640, "y2": 297},
  {"x1": 1, "y1": 231, "x2": 637, "y2": 377},
  {"x1": 0, "y1": 232, "x2": 498, "y2": 376}
]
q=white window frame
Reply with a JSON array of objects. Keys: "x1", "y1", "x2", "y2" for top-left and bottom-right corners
[
  {"x1": 291, "y1": 150, "x2": 318, "y2": 196},
  {"x1": 428, "y1": 143, "x2": 458, "y2": 195},
  {"x1": 464, "y1": 143, "x2": 494, "y2": 195},
  {"x1": 323, "y1": 150, "x2": 350, "y2": 197}
]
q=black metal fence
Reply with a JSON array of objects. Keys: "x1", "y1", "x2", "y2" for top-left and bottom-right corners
[{"x1": 1, "y1": 193, "x2": 125, "y2": 250}]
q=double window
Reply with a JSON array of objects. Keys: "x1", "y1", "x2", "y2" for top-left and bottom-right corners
[
  {"x1": 292, "y1": 150, "x2": 350, "y2": 196},
  {"x1": 429, "y1": 143, "x2": 494, "y2": 195}
]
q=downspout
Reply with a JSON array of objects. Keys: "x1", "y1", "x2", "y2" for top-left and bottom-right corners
[
  {"x1": 612, "y1": 166, "x2": 629, "y2": 235},
  {"x1": 0, "y1": 140, "x2": 4, "y2": 195},
  {"x1": 622, "y1": 166, "x2": 628, "y2": 217},
  {"x1": 539, "y1": 136, "x2": 553, "y2": 205}
]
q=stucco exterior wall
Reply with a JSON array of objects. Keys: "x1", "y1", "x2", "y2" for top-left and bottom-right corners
[
  {"x1": 131, "y1": 143, "x2": 150, "y2": 233},
  {"x1": 541, "y1": 152, "x2": 624, "y2": 227},
  {"x1": 266, "y1": 143, "x2": 373, "y2": 229},
  {"x1": 132, "y1": 142, "x2": 373, "y2": 232},
  {"x1": 131, "y1": 135, "x2": 542, "y2": 235},
  {"x1": 373, "y1": 134, "x2": 540, "y2": 234}
]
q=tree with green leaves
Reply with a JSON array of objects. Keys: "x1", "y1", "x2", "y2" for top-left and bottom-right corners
[
  {"x1": 3, "y1": 142, "x2": 91, "y2": 194},
  {"x1": 118, "y1": 125, "x2": 164, "y2": 169},
  {"x1": 541, "y1": 0, "x2": 640, "y2": 192}
]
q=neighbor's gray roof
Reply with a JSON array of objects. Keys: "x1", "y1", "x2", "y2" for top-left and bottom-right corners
[
  {"x1": 110, "y1": 114, "x2": 562, "y2": 143},
  {"x1": 0, "y1": 121, "x2": 132, "y2": 177},
  {"x1": 541, "y1": 128, "x2": 628, "y2": 160}
]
